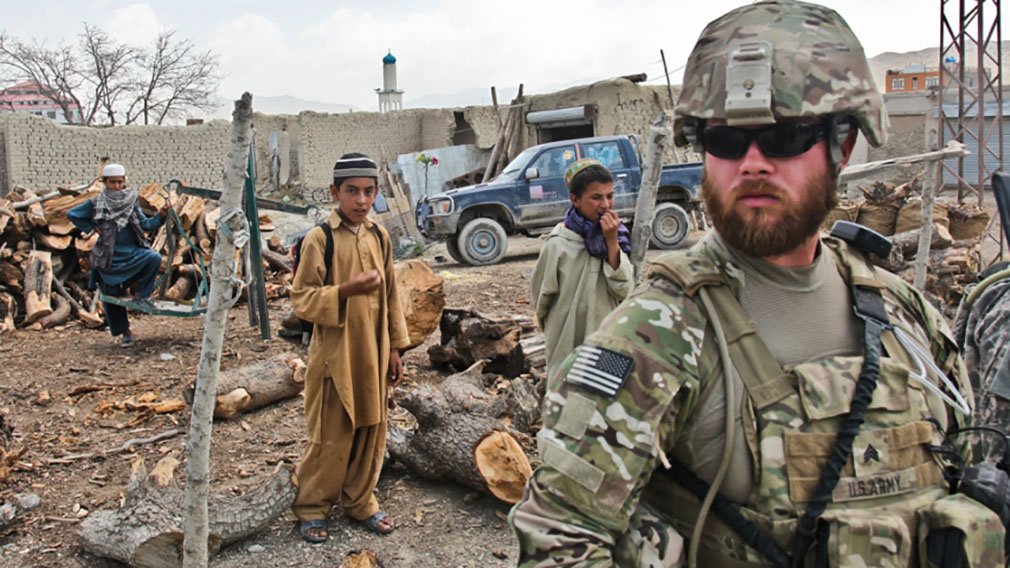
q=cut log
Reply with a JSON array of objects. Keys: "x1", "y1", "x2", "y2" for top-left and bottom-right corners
[
  {"x1": 78, "y1": 459, "x2": 297, "y2": 567},
  {"x1": 183, "y1": 354, "x2": 307, "y2": 419},
  {"x1": 0, "y1": 199, "x2": 13, "y2": 234},
  {"x1": 474, "y1": 431, "x2": 534, "y2": 504},
  {"x1": 204, "y1": 207, "x2": 219, "y2": 238},
  {"x1": 388, "y1": 360, "x2": 538, "y2": 503},
  {"x1": 19, "y1": 189, "x2": 49, "y2": 227},
  {"x1": 35, "y1": 232, "x2": 73, "y2": 250},
  {"x1": 395, "y1": 260, "x2": 445, "y2": 350},
  {"x1": 267, "y1": 235, "x2": 285, "y2": 254},
  {"x1": 164, "y1": 273, "x2": 195, "y2": 302},
  {"x1": 52, "y1": 278, "x2": 104, "y2": 327},
  {"x1": 138, "y1": 183, "x2": 168, "y2": 215},
  {"x1": 0, "y1": 292, "x2": 15, "y2": 333},
  {"x1": 23, "y1": 250, "x2": 53, "y2": 324},
  {"x1": 43, "y1": 181, "x2": 101, "y2": 233},
  {"x1": 0, "y1": 261, "x2": 24, "y2": 292},
  {"x1": 891, "y1": 223, "x2": 954, "y2": 256},
  {"x1": 38, "y1": 293, "x2": 70, "y2": 328},
  {"x1": 177, "y1": 195, "x2": 205, "y2": 232},
  {"x1": 262, "y1": 249, "x2": 292, "y2": 274},
  {"x1": 428, "y1": 308, "x2": 538, "y2": 378}
]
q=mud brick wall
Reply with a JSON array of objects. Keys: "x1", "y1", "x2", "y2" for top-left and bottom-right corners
[{"x1": 0, "y1": 113, "x2": 231, "y2": 194}]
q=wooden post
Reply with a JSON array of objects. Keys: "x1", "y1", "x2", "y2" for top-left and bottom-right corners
[
  {"x1": 660, "y1": 49, "x2": 675, "y2": 108},
  {"x1": 914, "y1": 161, "x2": 940, "y2": 290},
  {"x1": 182, "y1": 93, "x2": 254, "y2": 567},
  {"x1": 630, "y1": 114, "x2": 672, "y2": 280}
]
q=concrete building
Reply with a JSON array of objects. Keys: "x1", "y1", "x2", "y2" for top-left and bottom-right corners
[
  {"x1": 0, "y1": 80, "x2": 82, "y2": 124},
  {"x1": 375, "y1": 51, "x2": 404, "y2": 113},
  {"x1": 885, "y1": 63, "x2": 990, "y2": 93}
]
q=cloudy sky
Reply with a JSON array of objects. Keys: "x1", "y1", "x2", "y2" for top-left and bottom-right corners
[{"x1": 7, "y1": 0, "x2": 946, "y2": 110}]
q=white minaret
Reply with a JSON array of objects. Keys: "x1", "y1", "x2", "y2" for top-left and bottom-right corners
[{"x1": 375, "y1": 50, "x2": 403, "y2": 113}]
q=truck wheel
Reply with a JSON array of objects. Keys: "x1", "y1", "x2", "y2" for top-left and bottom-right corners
[
  {"x1": 651, "y1": 203, "x2": 691, "y2": 249},
  {"x1": 445, "y1": 238, "x2": 465, "y2": 264},
  {"x1": 458, "y1": 218, "x2": 508, "y2": 266}
]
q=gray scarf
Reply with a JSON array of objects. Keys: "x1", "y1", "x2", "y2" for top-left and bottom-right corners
[{"x1": 94, "y1": 188, "x2": 138, "y2": 230}]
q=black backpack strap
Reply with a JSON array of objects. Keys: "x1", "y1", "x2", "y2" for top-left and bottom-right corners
[
  {"x1": 370, "y1": 222, "x2": 388, "y2": 262},
  {"x1": 318, "y1": 221, "x2": 334, "y2": 286}
]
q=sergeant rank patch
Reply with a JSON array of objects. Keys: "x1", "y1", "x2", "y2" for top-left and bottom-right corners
[{"x1": 566, "y1": 345, "x2": 634, "y2": 398}]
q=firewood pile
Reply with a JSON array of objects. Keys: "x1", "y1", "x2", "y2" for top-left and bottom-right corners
[
  {"x1": 0, "y1": 179, "x2": 292, "y2": 334},
  {"x1": 824, "y1": 176, "x2": 992, "y2": 309}
]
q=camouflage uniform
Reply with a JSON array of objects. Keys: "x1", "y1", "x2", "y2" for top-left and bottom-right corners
[
  {"x1": 510, "y1": 1, "x2": 1003, "y2": 566},
  {"x1": 955, "y1": 276, "x2": 1010, "y2": 463},
  {"x1": 510, "y1": 236, "x2": 993, "y2": 566}
]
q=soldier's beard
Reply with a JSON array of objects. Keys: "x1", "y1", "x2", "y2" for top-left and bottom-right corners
[{"x1": 703, "y1": 173, "x2": 837, "y2": 258}]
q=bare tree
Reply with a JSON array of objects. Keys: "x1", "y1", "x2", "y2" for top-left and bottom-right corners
[
  {"x1": 0, "y1": 33, "x2": 87, "y2": 124},
  {"x1": 0, "y1": 24, "x2": 220, "y2": 126},
  {"x1": 79, "y1": 24, "x2": 138, "y2": 126},
  {"x1": 126, "y1": 30, "x2": 220, "y2": 125}
]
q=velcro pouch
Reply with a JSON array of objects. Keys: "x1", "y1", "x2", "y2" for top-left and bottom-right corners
[
  {"x1": 812, "y1": 509, "x2": 911, "y2": 568},
  {"x1": 917, "y1": 493, "x2": 1005, "y2": 568}
]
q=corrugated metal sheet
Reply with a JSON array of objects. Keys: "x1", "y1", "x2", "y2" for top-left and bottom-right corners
[{"x1": 940, "y1": 116, "x2": 1007, "y2": 186}]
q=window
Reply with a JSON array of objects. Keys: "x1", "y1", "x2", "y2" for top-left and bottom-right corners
[
  {"x1": 926, "y1": 76, "x2": 939, "y2": 87},
  {"x1": 582, "y1": 141, "x2": 625, "y2": 169},
  {"x1": 891, "y1": 78, "x2": 905, "y2": 90},
  {"x1": 46, "y1": 110, "x2": 55, "y2": 119},
  {"x1": 531, "y1": 146, "x2": 577, "y2": 178}
]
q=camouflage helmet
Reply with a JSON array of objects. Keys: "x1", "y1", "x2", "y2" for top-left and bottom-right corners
[{"x1": 675, "y1": 0, "x2": 888, "y2": 148}]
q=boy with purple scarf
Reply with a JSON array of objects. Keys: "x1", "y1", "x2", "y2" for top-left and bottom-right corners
[{"x1": 530, "y1": 158, "x2": 634, "y2": 378}]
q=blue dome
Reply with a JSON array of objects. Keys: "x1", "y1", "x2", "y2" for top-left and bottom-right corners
[{"x1": 382, "y1": 51, "x2": 396, "y2": 64}]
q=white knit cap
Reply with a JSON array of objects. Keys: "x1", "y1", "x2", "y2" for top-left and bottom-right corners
[{"x1": 102, "y1": 163, "x2": 126, "y2": 177}]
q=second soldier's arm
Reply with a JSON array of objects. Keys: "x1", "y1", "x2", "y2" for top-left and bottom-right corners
[{"x1": 510, "y1": 280, "x2": 708, "y2": 566}]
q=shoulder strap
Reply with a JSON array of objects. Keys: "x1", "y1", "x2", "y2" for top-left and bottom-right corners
[
  {"x1": 370, "y1": 223, "x2": 388, "y2": 261},
  {"x1": 649, "y1": 244, "x2": 794, "y2": 409},
  {"x1": 317, "y1": 222, "x2": 334, "y2": 286}
]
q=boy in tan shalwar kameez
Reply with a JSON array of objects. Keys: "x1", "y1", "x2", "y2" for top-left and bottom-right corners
[{"x1": 290, "y1": 153, "x2": 410, "y2": 543}]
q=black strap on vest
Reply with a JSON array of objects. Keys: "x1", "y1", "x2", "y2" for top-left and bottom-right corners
[
  {"x1": 789, "y1": 283, "x2": 891, "y2": 566},
  {"x1": 665, "y1": 460, "x2": 792, "y2": 567}
]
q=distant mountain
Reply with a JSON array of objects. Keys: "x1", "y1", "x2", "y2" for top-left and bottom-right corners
[{"x1": 205, "y1": 94, "x2": 357, "y2": 119}]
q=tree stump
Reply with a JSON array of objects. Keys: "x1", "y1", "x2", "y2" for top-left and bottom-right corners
[
  {"x1": 23, "y1": 250, "x2": 53, "y2": 324},
  {"x1": 388, "y1": 360, "x2": 538, "y2": 503},
  {"x1": 428, "y1": 308, "x2": 538, "y2": 377},
  {"x1": 395, "y1": 260, "x2": 445, "y2": 350},
  {"x1": 78, "y1": 458, "x2": 297, "y2": 568}
]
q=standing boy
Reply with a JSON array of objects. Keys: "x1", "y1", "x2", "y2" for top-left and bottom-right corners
[{"x1": 290, "y1": 153, "x2": 409, "y2": 543}]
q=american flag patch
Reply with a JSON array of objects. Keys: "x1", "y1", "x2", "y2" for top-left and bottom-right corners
[{"x1": 565, "y1": 345, "x2": 634, "y2": 398}]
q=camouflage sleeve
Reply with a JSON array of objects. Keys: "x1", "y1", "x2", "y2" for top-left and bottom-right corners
[{"x1": 510, "y1": 280, "x2": 706, "y2": 566}]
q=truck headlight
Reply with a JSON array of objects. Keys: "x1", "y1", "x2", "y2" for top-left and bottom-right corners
[{"x1": 431, "y1": 198, "x2": 453, "y2": 215}]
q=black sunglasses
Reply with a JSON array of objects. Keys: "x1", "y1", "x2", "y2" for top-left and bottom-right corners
[{"x1": 701, "y1": 122, "x2": 827, "y2": 160}]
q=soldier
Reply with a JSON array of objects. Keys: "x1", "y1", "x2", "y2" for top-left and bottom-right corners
[{"x1": 510, "y1": 1, "x2": 1002, "y2": 566}]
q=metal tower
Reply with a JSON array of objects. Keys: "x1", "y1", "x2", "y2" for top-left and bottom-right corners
[{"x1": 937, "y1": 0, "x2": 1003, "y2": 205}]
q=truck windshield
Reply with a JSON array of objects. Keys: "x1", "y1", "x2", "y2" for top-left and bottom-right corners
[{"x1": 496, "y1": 147, "x2": 539, "y2": 182}]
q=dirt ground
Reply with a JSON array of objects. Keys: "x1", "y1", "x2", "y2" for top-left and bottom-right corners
[{"x1": 0, "y1": 235, "x2": 571, "y2": 568}]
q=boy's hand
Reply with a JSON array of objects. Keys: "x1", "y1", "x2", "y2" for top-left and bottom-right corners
[
  {"x1": 158, "y1": 203, "x2": 171, "y2": 218},
  {"x1": 600, "y1": 210, "x2": 620, "y2": 245},
  {"x1": 339, "y1": 270, "x2": 381, "y2": 297},
  {"x1": 388, "y1": 349, "x2": 404, "y2": 390}
]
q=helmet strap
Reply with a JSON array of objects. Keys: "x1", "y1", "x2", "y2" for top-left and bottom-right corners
[
  {"x1": 826, "y1": 115, "x2": 852, "y2": 178},
  {"x1": 683, "y1": 117, "x2": 705, "y2": 154}
]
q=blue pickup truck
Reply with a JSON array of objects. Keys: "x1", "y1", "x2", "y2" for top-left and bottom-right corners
[{"x1": 415, "y1": 135, "x2": 703, "y2": 266}]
